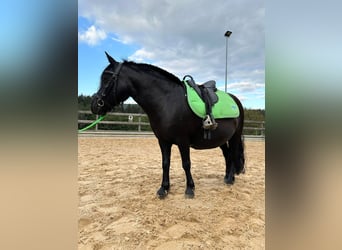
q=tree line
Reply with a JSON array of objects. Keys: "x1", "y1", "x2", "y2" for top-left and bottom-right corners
[{"x1": 78, "y1": 95, "x2": 144, "y2": 113}]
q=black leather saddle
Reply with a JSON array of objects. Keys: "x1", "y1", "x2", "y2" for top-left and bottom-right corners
[{"x1": 183, "y1": 75, "x2": 218, "y2": 105}]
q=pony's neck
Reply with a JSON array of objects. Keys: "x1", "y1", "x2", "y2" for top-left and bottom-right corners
[{"x1": 126, "y1": 64, "x2": 181, "y2": 116}]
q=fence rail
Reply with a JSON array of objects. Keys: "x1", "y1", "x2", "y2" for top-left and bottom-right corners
[{"x1": 78, "y1": 111, "x2": 265, "y2": 138}]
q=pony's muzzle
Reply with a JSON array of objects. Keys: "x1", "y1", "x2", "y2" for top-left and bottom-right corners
[{"x1": 91, "y1": 96, "x2": 105, "y2": 115}]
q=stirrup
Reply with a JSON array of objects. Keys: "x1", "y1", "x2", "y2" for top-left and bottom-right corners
[{"x1": 203, "y1": 115, "x2": 218, "y2": 130}]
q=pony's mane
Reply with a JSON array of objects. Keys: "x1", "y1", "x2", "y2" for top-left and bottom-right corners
[{"x1": 124, "y1": 60, "x2": 182, "y2": 84}]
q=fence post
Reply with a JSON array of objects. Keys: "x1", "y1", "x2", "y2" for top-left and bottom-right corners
[
  {"x1": 138, "y1": 115, "x2": 141, "y2": 132},
  {"x1": 95, "y1": 114, "x2": 98, "y2": 131}
]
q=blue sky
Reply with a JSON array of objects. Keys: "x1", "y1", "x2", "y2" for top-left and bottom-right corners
[{"x1": 78, "y1": 0, "x2": 264, "y2": 109}]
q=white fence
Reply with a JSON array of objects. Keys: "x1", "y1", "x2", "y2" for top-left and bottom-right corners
[{"x1": 78, "y1": 111, "x2": 265, "y2": 139}]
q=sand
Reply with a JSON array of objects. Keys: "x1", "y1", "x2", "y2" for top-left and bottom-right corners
[{"x1": 78, "y1": 137, "x2": 265, "y2": 249}]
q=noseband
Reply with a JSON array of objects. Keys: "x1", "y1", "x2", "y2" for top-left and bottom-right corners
[{"x1": 96, "y1": 63, "x2": 123, "y2": 107}]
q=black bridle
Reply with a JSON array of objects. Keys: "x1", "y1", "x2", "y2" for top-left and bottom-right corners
[{"x1": 96, "y1": 62, "x2": 123, "y2": 108}]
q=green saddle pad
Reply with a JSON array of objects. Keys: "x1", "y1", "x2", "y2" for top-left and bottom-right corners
[{"x1": 183, "y1": 80, "x2": 239, "y2": 119}]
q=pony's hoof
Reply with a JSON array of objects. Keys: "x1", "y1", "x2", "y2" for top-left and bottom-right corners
[
  {"x1": 241, "y1": 167, "x2": 246, "y2": 174},
  {"x1": 185, "y1": 187, "x2": 194, "y2": 199},
  {"x1": 224, "y1": 176, "x2": 235, "y2": 185},
  {"x1": 157, "y1": 187, "x2": 168, "y2": 199}
]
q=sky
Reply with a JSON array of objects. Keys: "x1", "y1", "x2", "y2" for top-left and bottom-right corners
[{"x1": 78, "y1": 0, "x2": 265, "y2": 109}]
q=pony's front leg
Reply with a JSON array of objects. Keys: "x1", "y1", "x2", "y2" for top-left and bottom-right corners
[
  {"x1": 157, "y1": 140, "x2": 172, "y2": 199},
  {"x1": 178, "y1": 145, "x2": 195, "y2": 198}
]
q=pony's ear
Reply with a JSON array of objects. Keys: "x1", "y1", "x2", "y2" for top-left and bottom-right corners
[{"x1": 105, "y1": 51, "x2": 116, "y2": 65}]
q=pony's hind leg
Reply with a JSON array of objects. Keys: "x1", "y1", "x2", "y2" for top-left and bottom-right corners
[
  {"x1": 220, "y1": 142, "x2": 235, "y2": 184},
  {"x1": 220, "y1": 135, "x2": 245, "y2": 185},
  {"x1": 157, "y1": 140, "x2": 172, "y2": 199}
]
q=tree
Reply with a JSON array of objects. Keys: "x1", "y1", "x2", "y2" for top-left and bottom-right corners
[{"x1": 78, "y1": 95, "x2": 92, "y2": 110}]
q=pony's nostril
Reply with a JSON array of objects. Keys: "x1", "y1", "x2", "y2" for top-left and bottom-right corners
[{"x1": 97, "y1": 99, "x2": 104, "y2": 107}]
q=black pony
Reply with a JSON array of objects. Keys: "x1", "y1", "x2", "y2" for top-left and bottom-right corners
[{"x1": 91, "y1": 52, "x2": 245, "y2": 198}]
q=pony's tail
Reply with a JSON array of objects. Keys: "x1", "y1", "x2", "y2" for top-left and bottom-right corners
[
  {"x1": 229, "y1": 94, "x2": 245, "y2": 175},
  {"x1": 235, "y1": 135, "x2": 245, "y2": 175}
]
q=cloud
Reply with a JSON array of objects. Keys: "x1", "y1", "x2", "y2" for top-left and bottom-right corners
[
  {"x1": 78, "y1": 25, "x2": 107, "y2": 46},
  {"x1": 228, "y1": 81, "x2": 265, "y2": 93},
  {"x1": 111, "y1": 36, "x2": 132, "y2": 45},
  {"x1": 79, "y1": 0, "x2": 264, "y2": 107},
  {"x1": 129, "y1": 48, "x2": 155, "y2": 62},
  {"x1": 235, "y1": 94, "x2": 248, "y2": 102}
]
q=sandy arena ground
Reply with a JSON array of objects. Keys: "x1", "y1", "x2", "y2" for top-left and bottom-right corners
[{"x1": 78, "y1": 137, "x2": 265, "y2": 249}]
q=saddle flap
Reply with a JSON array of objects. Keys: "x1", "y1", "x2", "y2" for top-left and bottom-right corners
[
  {"x1": 200, "y1": 80, "x2": 218, "y2": 104},
  {"x1": 201, "y1": 87, "x2": 218, "y2": 104}
]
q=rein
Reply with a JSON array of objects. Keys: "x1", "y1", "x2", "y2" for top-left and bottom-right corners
[{"x1": 78, "y1": 115, "x2": 106, "y2": 132}]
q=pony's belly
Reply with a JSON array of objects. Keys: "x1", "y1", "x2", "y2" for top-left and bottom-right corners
[
  {"x1": 190, "y1": 132, "x2": 234, "y2": 149},
  {"x1": 189, "y1": 119, "x2": 237, "y2": 149},
  {"x1": 190, "y1": 137, "x2": 228, "y2": 149}
]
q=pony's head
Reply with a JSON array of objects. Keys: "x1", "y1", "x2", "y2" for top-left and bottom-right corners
[{"x1": 91, "y1": 52, "x2": 129, "y2": 115}]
